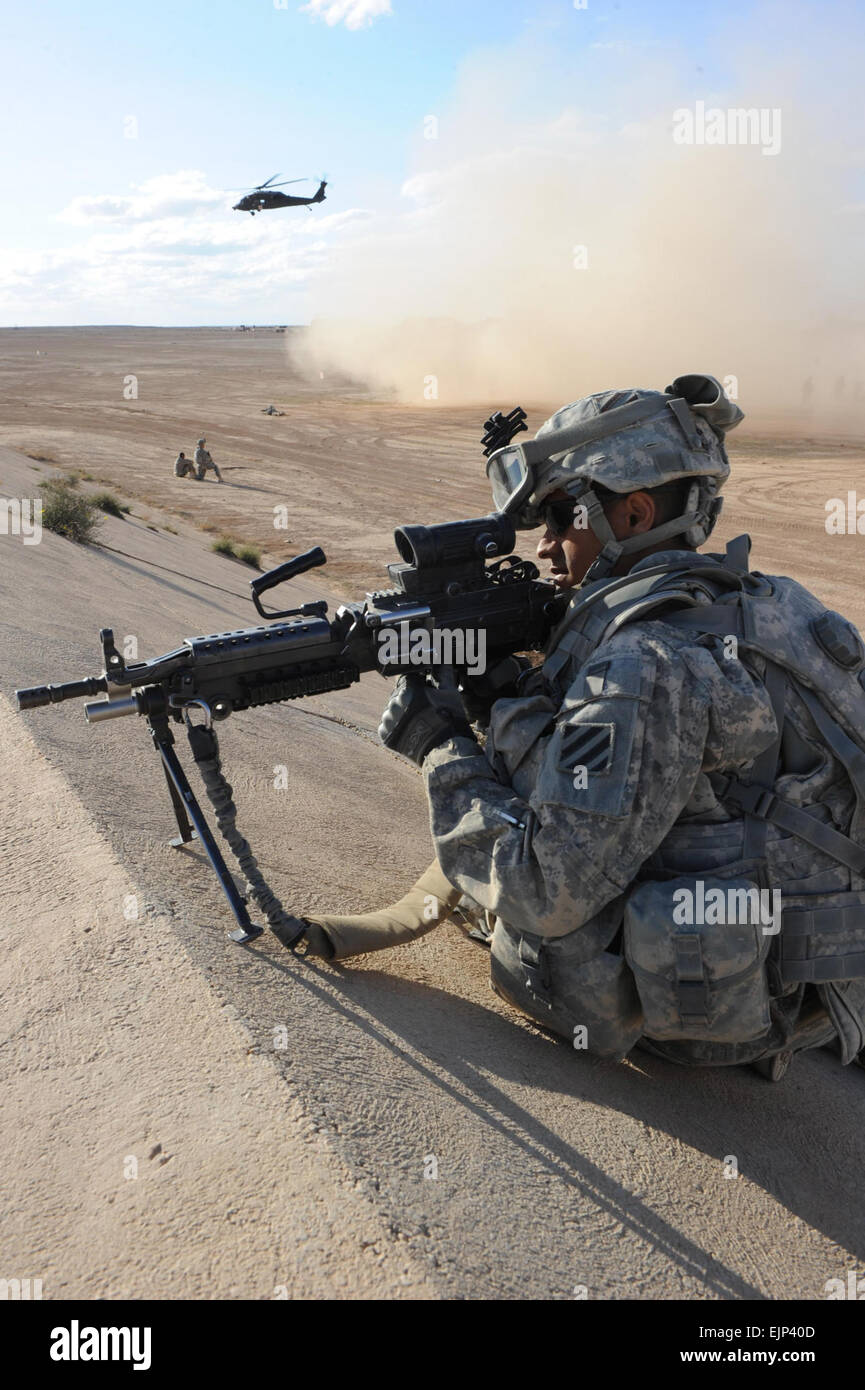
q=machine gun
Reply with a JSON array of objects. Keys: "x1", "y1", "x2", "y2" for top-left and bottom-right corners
[{"x1": 16, "y1": 512, "x2": 562, "y2": 950}]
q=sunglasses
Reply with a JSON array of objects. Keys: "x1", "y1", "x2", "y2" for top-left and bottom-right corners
[{"x1": 539, "y1": 498, "x2": 583, "y2": 537}]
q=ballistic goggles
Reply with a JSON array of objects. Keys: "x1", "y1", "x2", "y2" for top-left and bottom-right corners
[
  {"x1": 485, "y1": 395, "x2": 672, "y2": 528},
  {"x1": 485, "y1": 377, "x2": 741, "y2": 529}
]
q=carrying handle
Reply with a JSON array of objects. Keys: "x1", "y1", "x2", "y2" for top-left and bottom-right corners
[{"x1": 250, "y1": 546, "x2": 327, "y2": 619}]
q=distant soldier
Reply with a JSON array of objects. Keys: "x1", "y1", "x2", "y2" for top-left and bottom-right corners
[
  {"x1": 173, "y1": 450, "x2": 195, "y2": 478},
  {"x1": 194, "y1": 437, "x2": 222, "y2": 483},
  {"x1": 261, "y1": 404, "x2": 285, "y2": 416}
]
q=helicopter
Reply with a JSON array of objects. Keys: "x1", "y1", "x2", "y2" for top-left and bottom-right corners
[{"x1": 232, "y1": 174, "x2": 327, "y2": 215}]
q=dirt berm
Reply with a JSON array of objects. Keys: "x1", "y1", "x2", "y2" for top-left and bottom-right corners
[{"x1": 1, "y1": 442, "x2": 863, "y2": 1300}]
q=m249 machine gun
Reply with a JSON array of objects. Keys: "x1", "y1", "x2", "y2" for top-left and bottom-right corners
[{"x1": 16, "y1": 512, "x2": 562, "y2": 953}]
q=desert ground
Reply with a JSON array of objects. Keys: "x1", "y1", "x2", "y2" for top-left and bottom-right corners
[{"x1": 1, "y1": 326, "x2": 864, "y2": 1300}]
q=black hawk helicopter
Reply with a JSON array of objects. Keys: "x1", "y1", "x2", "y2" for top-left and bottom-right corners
[{"x1": 232, "y1": 174, "x2": 327, "y2": 215}]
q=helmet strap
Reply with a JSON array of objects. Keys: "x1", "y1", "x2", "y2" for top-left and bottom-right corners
[
  {"x1": 582, "y1": 542, "x2": 624, "y2": 584},
  {"x1": 579, "y1": 481, "x2": 708, "y2": 584}
]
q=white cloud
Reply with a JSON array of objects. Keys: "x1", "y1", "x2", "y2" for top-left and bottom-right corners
[
  {"x1": 300, "y1": 0, "x2": 392, "y2": 31},
  {"x1": 1, "y1": 171, "x2": 367, "y2": 322},
  {"x1": 59, "y1": 171, "x2": 226, "y2": 225}
]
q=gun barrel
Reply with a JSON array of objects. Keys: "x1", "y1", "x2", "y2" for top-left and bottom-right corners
[
  {"x1": 15, "y1": 676, "x2": 108, "y2": 710},
  {"x1": 84, "y1": 695, "x2": 140, "y2": 723}
]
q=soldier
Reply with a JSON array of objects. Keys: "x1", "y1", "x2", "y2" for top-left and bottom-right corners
[
  {"x1": 297, "y1": 374, "x2": 865, "y2": 1081},
  {"x1": 173, "y1": 451, "x2": 195, "y2": 479},
  {"x1": 194, "y1": 437, "x2": 223, "y2": 483}
]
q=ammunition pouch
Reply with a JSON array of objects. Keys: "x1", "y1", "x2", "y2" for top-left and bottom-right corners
[
  {"x1": 623, "y1": 875, "x2": 774, "y2": 1044},
  {"x1": 490, "y1": 916, "x2": 643, "y2": 1060}
]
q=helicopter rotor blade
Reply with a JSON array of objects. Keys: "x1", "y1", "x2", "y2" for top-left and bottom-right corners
[{"x1": 226, "y1": 175, "x2": 311, "y2": 193}]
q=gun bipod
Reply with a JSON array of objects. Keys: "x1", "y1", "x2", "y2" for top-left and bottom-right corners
[{"x1": 146, "y1": 707, "x2": 265, "y2": 944}]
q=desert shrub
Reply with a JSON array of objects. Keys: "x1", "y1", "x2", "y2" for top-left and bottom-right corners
[
  {"x1": 236, "y1": 545, "x2": 261, "y2": 568},
  {"x1": 211, "y1": 536, "x2": 236, "y2": 557},
  {"x1": 90, "y1": 491, "x2": 129, "y2": 518},
  {"x1": 41, "y1": 478, "x2": 100, "y2": 544}
]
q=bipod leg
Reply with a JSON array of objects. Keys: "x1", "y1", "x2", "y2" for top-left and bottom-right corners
[
  {"x1": 160, "y1": 756, "x2": 198, "y2": 846},
  {"x1": 147, "y1": 713, "x2": 264, "y2": 943}
]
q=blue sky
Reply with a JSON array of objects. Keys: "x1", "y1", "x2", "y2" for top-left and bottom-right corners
[{"x1": 0, "y1": 0, "x2": 860, "y2": 324}]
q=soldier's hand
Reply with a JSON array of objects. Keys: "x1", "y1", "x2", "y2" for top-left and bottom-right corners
[
  {"x1": 379, "y1": 674, "x2": 475, "y2": 766},
  {"x1": 460, "y1": 655, "x2": 534, "y2": 726}
]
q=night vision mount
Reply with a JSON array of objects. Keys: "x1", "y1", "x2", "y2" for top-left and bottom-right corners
[{"x1": 481, "y1": 406, "x2": 528, "y2": 458}]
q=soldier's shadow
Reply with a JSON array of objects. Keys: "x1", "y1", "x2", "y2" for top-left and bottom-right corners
[
  {"x1": 255, "y1": 943, "x2": 865, "y2": 1296},
  {"x1": 220, "y1": 482, "x2": 278, "y2": 495}
]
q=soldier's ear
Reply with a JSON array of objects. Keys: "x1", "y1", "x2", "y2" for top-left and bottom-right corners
[{"x1": 619, "y1": 491, "x2": 655, "y2": 533}]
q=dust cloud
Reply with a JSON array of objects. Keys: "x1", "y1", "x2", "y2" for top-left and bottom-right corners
[{"x1": 293, "y1": 2, "x2": 865, "y2": 429}]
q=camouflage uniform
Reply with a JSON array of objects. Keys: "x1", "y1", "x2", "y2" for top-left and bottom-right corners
[
  {"x1": 423, "y1": 549, "x2": 865, "y2": 1066},
  {"x1": 174, "y1": 453, "x2": 194, "y2": 478},
  {"x1": 194, "y1": 441, "x2": 222, "y2": 482},
  {"x1": 416, "y1": 378, "x2": 865, "y2": 1070},
  {"x1": 318, "y1": 376, "x2": 865, "y2": 1074}
]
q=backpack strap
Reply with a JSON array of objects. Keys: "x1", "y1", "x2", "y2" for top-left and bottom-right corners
[
  {"x1": 715, "y1": 776, "x2": 865, "y2": 876},
  {"x1": 713, "y1": 670, "x2": 865, "y2": 878},
  {"x1": 723, "y1": 533, "x2": 752, "y2": 574},
  {"x1": 742, "y1": 659, "x2": 786, "y2": 872},
  {"x1": 710, "y1": 664, "x2": 865, "y2": 985},
  {"x1": 659, "y1": 603, "x2": 745, "y2": 638},
  {"x1": 794, "y1": 683, "x2": 865, "y2": 806}
]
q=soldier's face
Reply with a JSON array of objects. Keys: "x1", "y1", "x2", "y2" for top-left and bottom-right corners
[{"x1": 536, "y1": 488, "x2": 658, "y2": 588}]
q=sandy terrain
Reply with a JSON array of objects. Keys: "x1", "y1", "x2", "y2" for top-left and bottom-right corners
[
  {"x1": 1, "y1": 328, "x2": 864, "y2": 1300},
  {"x1": 4, "y1": 326, "x2": 861, "y2": 606}
]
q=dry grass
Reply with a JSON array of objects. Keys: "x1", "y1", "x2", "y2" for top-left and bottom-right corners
[
  {"x1": 90, "y1": 491, "x2": 131, "y2": 518},
  {"x1": 236, "y1": 544, "x2": 262, "y2": 568},
  {"x1": 211, "y1": 536, "x2": 261, "y2": 568}
]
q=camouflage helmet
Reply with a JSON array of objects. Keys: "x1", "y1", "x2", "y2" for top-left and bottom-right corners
[
  {"x1": 197, "y1": 437, "x2": 206, "y2": 445},
  {"x1": 486, "y1": 374, "x2": 743, "y2": 579}
]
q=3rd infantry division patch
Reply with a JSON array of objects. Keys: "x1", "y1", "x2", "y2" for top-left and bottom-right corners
[{"x1": 558, "y1": 722, "x2": 615, "y2": 776}]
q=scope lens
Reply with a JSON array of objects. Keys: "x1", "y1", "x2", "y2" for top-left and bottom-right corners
[{"x1": 394, "y1": 527, "x2": 419, "y2": 566}]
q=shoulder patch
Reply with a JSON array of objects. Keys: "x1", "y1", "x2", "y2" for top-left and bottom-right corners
[{"x1": 558, "y1": 721, "x2": 615, "y2": 775}]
